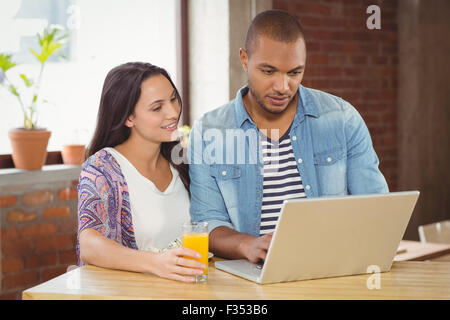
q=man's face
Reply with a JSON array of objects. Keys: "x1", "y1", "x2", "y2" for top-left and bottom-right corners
[{"x1": 240, "y1": 35, "x2": 307, "y2": 114}]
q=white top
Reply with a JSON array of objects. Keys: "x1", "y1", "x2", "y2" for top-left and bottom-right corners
[{"x1": 104, "y1": 147, "x2": 190, "y2": 251}]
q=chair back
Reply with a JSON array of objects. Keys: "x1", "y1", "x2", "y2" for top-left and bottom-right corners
[{"x1": 418, "y1": 220, "x2": 450, "y2": 244}]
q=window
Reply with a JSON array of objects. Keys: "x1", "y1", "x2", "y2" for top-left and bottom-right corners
[{"x1": 0, "y1": 0, "x2": 178, "y2": 154}]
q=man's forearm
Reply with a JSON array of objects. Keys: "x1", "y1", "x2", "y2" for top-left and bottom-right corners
[{"x1": 209, "y1": 226, "x2": 255, "y2": 260}]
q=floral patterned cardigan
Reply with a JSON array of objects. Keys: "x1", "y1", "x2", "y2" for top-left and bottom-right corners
[{"x1": 76, "y1": 149, "x2": 137, "y2": 266}]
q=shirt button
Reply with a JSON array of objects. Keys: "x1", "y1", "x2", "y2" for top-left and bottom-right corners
[
  {"x1": 222, "y1": 170, "x2": 227, "y2": 176},
  {"x1": 298, "y1": 158, "x2": 303, "y2": 164},
  {"x1": 292, "y1": 136, "x2": 297, "y2": 141},
  {"x1": 305, "y1": 185, "x2": 311, "y2": 190},
  {"x1": 327, "y1": 157, "x2": 332, "y2": 162}
]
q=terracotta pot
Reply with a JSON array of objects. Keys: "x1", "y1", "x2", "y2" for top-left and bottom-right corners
[
  {"x1": 8, "y1": 128, "x2": 51, "y2": 170},
  {"x1": 61, "y1": 144, "x2": 86, "y2": 165}
]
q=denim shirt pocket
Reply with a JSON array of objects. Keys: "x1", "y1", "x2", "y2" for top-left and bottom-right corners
[
  {"x1": 313, "y1": 147, "x2": 347, "y2": 196},
  {"x1": 209, "y1": 164, "x2": 241, "y2": 209}
]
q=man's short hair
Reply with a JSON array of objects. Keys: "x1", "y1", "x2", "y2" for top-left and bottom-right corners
[{"x1": 244, "y1": 9, "x2": 305, "y2": 57}]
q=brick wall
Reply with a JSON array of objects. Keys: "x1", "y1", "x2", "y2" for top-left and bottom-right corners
[
  {"x1": 274, "y1": 0, "x2": 398, "y2": 191},
  {"x1": 0, "y1": 180, "x2": 78, "y2": 300}
]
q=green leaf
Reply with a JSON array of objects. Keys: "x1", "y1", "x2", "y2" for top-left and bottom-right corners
[
  {"x1": 31, "y1": 26, "x2": 69, "y2": 64},
  {"x1": 30, "y1": 48, "x2": 44, "y2": 63},
  {"x1": 56, "y1": 33, "x2": 70, "y2": 42},
  {"x1": 37, "y1": 32, "x2": 43, "y2": 46},
  {"x1": 46, "y1": 42, "x2": 63, "y2": 58},
  {"x1": 19, "y1": 74, "x2": 34, "y2": 87},
  {"x1": 57, "y1": 51, "x2": 67, "y2": 60},
  {"x1": 0, "y1": 53, "x2": 17, "y2": 72},
  {"x1": 8, "y1": 84, "x2": 19, "y2": 97}
]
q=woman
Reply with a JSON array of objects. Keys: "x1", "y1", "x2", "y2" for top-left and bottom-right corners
[{"x1": 76, "y1": 62, "x2": 205, "y2": 282}]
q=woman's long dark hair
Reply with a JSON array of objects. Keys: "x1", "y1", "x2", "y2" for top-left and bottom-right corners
[{"x1": 87, "y1": 62, "x2": 190, "y2": 193}]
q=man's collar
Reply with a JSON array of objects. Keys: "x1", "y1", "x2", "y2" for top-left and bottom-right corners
[
  {"x1": 234, "y1": 86, "x2": 254, "y2": 128},
  {"x1": 298, "y1": 85, "x2": 320, "y2": 119},
  {"x1": 234, "y1": 85, "x2": 320, "y2": 128}
]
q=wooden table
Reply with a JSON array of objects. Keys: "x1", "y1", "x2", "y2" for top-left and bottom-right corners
[{"x1": 22, "y1": 259, "x2": 450, "y2": 300}]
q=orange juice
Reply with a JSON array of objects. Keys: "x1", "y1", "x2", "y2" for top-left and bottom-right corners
[{"x1": 182, "y1": 232, "x2": 209, "y2": 275}]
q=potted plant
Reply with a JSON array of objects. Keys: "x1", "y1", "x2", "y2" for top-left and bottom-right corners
[
  {"x1": 61, "y1": 129, "x2": 87, "y2": 165},
  {"x1": 179, "y1": 125, "x2": 191, "y2": 148},
  {"x1": 0, "y1": 25, "x2": 69, "y2": 170}
]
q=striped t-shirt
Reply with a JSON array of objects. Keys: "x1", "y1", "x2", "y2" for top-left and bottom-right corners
[{"x1": 260, "y1": 129, "x2": 306, "y2": 236}]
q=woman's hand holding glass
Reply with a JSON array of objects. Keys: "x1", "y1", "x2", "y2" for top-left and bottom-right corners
[{"x1": 149, "y1": 247, "x2": 206, "y2": 283}]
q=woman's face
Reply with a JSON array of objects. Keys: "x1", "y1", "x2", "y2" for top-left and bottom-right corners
[{"x1": 125, "y1": 74, "x2": 181, "y2": 144}]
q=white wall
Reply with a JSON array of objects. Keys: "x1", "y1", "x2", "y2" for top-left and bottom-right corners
[
  {"x1": 188, "y1": 0, "x2": 272, "y2": 123},
  {"x1": 189, "y1": 0, "x2": 230, "y2": 123}
]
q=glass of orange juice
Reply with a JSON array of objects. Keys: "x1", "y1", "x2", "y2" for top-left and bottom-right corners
[{"x1": 181, "y1": 221, "x2": 209, "y2": 282}]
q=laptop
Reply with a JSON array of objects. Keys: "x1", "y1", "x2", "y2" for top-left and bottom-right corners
[{"x1": 214, "y1": 191, "x2": 420, "y2": 284}]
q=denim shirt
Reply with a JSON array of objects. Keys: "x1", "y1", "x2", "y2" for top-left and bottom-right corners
[{"x1": 188, "y1": 85, "x2": 389, "y2": 237}]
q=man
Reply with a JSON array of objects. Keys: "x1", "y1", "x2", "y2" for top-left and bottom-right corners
[{"x1": 188, "y1": 10, "x2": 388, "y2": 264}]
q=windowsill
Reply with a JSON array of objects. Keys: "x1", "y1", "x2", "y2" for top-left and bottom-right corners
[
  {"x1": 0, "y1": 152, "x2": 64, "y2": 169},
  {"x1": 0, "y1": 164, "x2": 82, "y2": 187}
]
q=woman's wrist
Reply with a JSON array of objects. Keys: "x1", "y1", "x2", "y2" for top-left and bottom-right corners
[{"x1": 136, "y1": 250, "x2": 159, "y2": 274}]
